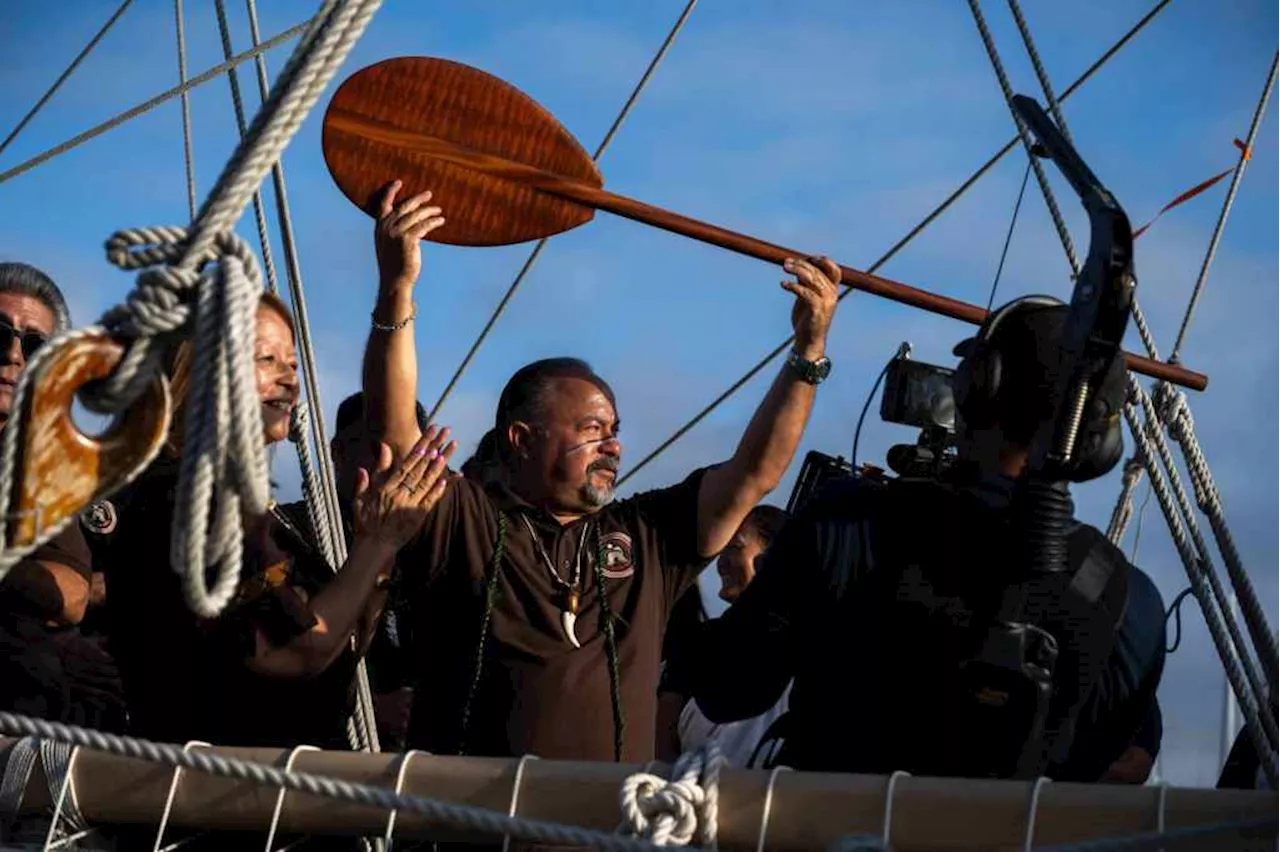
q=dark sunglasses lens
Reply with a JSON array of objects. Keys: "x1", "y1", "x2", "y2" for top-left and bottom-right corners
[
  {"x1": 0, "y1": 325, "x2": 48, "y2": 359},
  {"x1": 21, "y1": 334, "x2": 46, "y2": 358}
]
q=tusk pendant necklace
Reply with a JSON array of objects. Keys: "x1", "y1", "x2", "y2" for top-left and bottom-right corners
[{"x1": 521, "y1": 514, "x2": 589, "y2": 648}]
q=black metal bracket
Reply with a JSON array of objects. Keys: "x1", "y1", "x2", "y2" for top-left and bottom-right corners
[{"x1": 1012, "y1": 94, "x2": 1135, "y2": 479}]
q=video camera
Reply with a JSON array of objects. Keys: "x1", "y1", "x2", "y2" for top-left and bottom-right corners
[
  {"x1": 785, "y1": 347, "x2": 961, "y2": 512},
  {"x1": 879, "y1": 351, "x2": 958, "y2": 481}
]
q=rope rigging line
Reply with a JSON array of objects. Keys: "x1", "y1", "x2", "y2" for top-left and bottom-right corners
[
  {"x1": 967, "y1": 0, "x2": 1081, "y2": 278},
  {"x1": 1122, "y1": 383, "x2": 1278, "y2": 786},
  {"x1": 614, "y1": 0, "x2": 1174, "y2": 488},
  {"x1": 0, "y1": 17, "x2": 314, "y2": 188},
  {"x1": 425, "y1": 0, "x2": 703, "y2": 425},
  {"x1": 986, "y1": 161, "x2": 1032, "y2": 312},
  {"x1": 0, "y1": 0, "x2": 134, "y2": 159},
  {"x1": 0, "y1": 713, "x2": 682, "y2": 852},
  {"x1": 1092, "y1": 55, "x2": 1280, "y2": 691},
  {"x1": 213, "y1": 0, "x2": 281, "y2": 295},
  {"x1": 245, "y1": 0, "x2": 371, "y2": 578},
  {"x1": 0, "y1": 0, "x2": 386, "y2": 623},
  {"x1": 174, "y1": 0, "x2": 198, "y2": 221},
  {"x1": 287, "y1": 404, "x2": 379, "y2": 757},
  {"x1": 1169, "y1": 52, "x2": 1278, "y2": 365},
  {"x1": 976, "y1": 0, "x2": 1278, "y2": 774}
]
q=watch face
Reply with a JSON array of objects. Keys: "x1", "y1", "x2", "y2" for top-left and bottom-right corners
[{"x1": 815, "y1": 357, "x2": 832, "y2": 378}]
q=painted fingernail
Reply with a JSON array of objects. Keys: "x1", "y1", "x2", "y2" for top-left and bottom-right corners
[
  {"x1": 427, "y1": 448, "x2": 439, "y2": 460},
  {"x1": 414, "y1": 446, "x2": 429, "y2": 456}
]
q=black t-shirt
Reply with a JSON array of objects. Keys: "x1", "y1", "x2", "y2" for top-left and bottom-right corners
[
  {"x1": 400, "y1": 470, "x2": 710, "y2": 762},
  {"x1": 98, "y1": 457, "x2": 356, "y2": 749},
  {"x1": 0, "y1": 526, "x2": 127, "y2": 732},
  {"x1": 686, "y1": 472, "x2": 1164, "y2": 780}
]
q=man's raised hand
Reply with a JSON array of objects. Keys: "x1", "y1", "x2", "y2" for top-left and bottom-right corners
[
  {"x1": 781, "y1": 255, "x2": 840, "y2": 360},
  {"x1": 374, "y1": 179, "x2": 447, "y2": 291}
]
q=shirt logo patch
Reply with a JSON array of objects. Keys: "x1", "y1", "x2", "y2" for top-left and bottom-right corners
[
  {"x1": 599, "y1": 531, "x2": 635, "y2": 579},
  {"x1": 81, "y1": 500, "x2": 118, "y2": 536}
]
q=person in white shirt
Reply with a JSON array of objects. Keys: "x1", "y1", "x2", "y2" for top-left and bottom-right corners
[{"x1": 674, "y1": 505, "x2": 792, "y2": 769}]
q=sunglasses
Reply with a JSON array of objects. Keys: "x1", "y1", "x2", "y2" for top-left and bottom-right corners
[{"x1": 0, "y1": 321, "x2": 48, "y2": 360}]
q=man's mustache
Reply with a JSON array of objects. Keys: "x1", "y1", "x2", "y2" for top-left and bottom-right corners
[{"x1": 588, "y1": 457, "x2": 620, "y2": 475}]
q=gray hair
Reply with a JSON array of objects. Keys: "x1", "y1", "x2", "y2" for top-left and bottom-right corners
[{"x1": 0, "y1": 262, "x2": 70, "y2": 332}]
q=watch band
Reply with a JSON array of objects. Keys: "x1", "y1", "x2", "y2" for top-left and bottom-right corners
[{"x1": 787, "y1": 350, "x2": 832, "y2": 385}]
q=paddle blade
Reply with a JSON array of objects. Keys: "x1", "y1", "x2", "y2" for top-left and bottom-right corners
[{"x1": 322, "y1": 57, "x2": 602, "y2": 247}]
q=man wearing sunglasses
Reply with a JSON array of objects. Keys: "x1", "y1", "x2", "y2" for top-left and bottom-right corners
[{"x1": 0, "y1": 262, "x2": 126, "y2": 732}]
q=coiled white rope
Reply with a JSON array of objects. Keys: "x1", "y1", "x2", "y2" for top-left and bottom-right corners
[{"x1": 0, "y1": 0, "x2": 385, "y2": 622}]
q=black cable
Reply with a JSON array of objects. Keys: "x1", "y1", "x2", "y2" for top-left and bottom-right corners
[
  {"x1": 851, "y1": 344, "x2": 907, "y2": 465},
  {"x1": 1165, "y1": 585, "x2": 1196, "y2": 654},
  {"x1": 986, "y1": 160, "x2": 1033, "y2": 311}
]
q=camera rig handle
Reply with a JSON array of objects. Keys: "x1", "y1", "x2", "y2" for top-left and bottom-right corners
[{"x1": 1011, "y1": 94, "x2": 1135, "y2": 480}]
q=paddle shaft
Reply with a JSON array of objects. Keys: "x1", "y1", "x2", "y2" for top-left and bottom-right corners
[{"x1": 329, "y1": 109, "x2": 1207, "y2": 391}]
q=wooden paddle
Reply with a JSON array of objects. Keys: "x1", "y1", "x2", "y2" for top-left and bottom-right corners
[{"x1": 321, "y1": 56, "x2": 1207, "y2": 392}]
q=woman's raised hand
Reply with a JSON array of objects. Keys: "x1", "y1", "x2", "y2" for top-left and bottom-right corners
[{"x1": 352, "y1": 426, "x2": 457, "y2": 552}]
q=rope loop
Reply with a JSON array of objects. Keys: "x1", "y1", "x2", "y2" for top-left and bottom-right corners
[{"x1": 620, "y1": 739, "x2": 724, "y2": 847}]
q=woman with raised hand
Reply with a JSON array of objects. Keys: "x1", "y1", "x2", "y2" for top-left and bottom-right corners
[{"x1": 96, "y1": 291, "x2": 456, "y2": 749}]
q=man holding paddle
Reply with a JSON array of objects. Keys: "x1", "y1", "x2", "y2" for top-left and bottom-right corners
[{"x1": 361, "y1": 179, "x2": 839, "y2": 764}]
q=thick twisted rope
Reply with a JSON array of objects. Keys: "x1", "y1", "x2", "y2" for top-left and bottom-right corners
[
  {"x1": 288, "y1": 404, "x2": 379, "y2": 756},
  {"x1": 0, "y1": 714, "x2": 680, "y2": 852},
  {"x1": 0, "y1": 0, "x2": 384, "y2": 617},
  {"x1": 174, "y1": 0, "x2": 198, "y2": 221},
  {"x1": 620, "y1": 740, "x2": 724, "y2": 847},
  {"x1": 973, "y1": 0, "x2": 1277, "y2": 775},
  {"x1": 1168, "y1": 52, "x2": 1277, "y2": 364},
  {"x1": 1105, "y1": 457, "x2": 1145, "y2": 544},
  {"x1": 243, "y1": 0, "x2": 350, "y2": 575},
  {"x1": 213, "y1": 0, "x2": 281, "y2": 295},
  {"x1": 1151, "y1": 383, "x2": 1278, "y2": 690},
  {"x1": 1123, "y1": 382, "x2": 1277, "y2": 786}
]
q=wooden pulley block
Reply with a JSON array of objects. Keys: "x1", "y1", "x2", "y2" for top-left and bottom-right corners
[
  {"x1": 7, "y1": 334, "x2": 170, "y2": 547},
  {"x1": 320, "y1": 55, "x2": 1210, "y2": 393}
]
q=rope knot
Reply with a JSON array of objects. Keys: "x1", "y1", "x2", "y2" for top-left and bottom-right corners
[
  {"x1": 1152, "y1": 382, "x2": 1192, "y2": 440},
  {"x1": 620, "y1": 740, "x2": 724, "y2": 847}
]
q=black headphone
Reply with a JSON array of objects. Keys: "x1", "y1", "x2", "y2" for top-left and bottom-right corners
[{"x1": 952, "y1": 294, "x2": 1126, "y2": 483}]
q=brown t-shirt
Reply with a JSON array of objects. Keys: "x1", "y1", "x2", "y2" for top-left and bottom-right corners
[{"x1": 402, "y1": 469, "x2": 709, "y2": 762}]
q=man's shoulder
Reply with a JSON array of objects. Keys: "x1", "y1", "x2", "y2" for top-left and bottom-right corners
[{"x1": 606, "y1": 465, "x2": 710, "y2": 521}]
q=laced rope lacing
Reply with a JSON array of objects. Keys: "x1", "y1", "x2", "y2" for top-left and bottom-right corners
[
  {"x1": 620, "y1": 740, "x2": 725, "y2": 847},
  {"x1": 0, "y1": 714, "x2": 677, "y2": 852},
  {"x1": 0, "y1": 0, "x2": 385, "y2": 620},
  {"x1": 968, "y1": 0, "x2": 1278, "y2": 785}
]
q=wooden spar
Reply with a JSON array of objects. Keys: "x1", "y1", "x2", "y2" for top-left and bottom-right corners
[
  {"x1": 7, "y1": 741, "x2": 1274, "y2": 850},
  {"x1": 322, "y1": 102, "x2": 1208, "y2": 391}
]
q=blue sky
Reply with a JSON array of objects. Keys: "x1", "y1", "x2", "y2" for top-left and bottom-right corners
[{"x1": 0, "y1": 1, "x2": 1275, "y2": 787}]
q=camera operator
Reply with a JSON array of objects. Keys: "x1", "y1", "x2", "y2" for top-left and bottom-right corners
[{"x1": 684, "y1": 296, "x2": 1166, "y2": 781}]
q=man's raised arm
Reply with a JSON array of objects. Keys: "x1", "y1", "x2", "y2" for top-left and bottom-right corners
[
  {"x1": 694, "y1": 257, "x2": 840, "y2": 557},
  {"x1": 362, "y1": 180, "x2": 446, "y2": 460}
]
